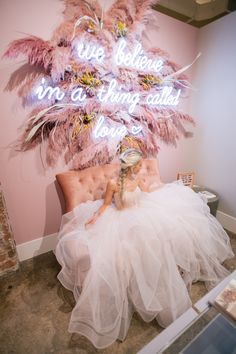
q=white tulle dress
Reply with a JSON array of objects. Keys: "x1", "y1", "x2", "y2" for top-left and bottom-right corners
[{"x1": 55, "y1": 181, "x2": 234, "y2": 349}]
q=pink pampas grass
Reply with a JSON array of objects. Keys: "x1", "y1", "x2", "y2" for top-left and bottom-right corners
[
  {"x1": 3, "y1": 36, "x2": 53, "y2": 72},
  {"x1": 51, "y1": 46, "x2": 71, "y2": 82},
  {"x1": 63, "y1": 0, "x2": 102, "y2": 22}
]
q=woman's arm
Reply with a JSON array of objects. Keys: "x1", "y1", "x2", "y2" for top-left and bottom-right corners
[
  {"x1": 138, "y1": 176, "x2": 164, "y2": 192},
  {"x1": 85, "y1": 180, "x2": 116, "y2": 227},
  {"x1": 138, "y1": 178, "x2": 150, "y2": 192}
]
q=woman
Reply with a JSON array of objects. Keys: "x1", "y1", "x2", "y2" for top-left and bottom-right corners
[{"x1": 55, "y1": 149, "x2": 234, "y2": 349}]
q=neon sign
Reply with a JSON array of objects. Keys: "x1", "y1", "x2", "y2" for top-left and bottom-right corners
[
  {"x1": 75, "y1": 41, "x2": 105, "y2": 63},
  {"x1": 70, "y1": 87, "x2": 87, "y2": 102},
  {"x1": 74, "y1": 39, "x2": 164, "y2": 73},
  {"x1": 93, "y1": 115, "x2": 142, "y2": 139},
  {"x1": 35, "y1": 78, "x2": 65, "y2": 101},
  {"x1": 97, "y1": 79, "x2": 140, "y2": 114},
  {"x1": 35, "y1": 78, "x2": 86, "y2": 103},
  {"x1": 114, "y1": 39, "x2": 164, "y2": 73},
  {"x1": 35, "y1": 78, "x2": 180, "y2": 110},
  {"x1": 146, "y1": 87, "x2": 181, "y2": 106},
  {"x1": 33, "y1": 39, "x2": 182, "y2": 140}
]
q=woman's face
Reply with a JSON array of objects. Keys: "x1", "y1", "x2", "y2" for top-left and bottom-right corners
[{"x1": 131, "y1": 159, "x2": 142, "y2": 174}]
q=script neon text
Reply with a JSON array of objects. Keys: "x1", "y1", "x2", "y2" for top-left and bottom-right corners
[
  {"x1": 76, "y1": 41, "x2": 105, "y2": 63},
  {"x1": 114, "y1": 39, "x2": 164, "y2": 73},
  {"x1": 94, "y1": 115, "x2": 142, "y2": 139},
  {"x1": 97, "y1": 79, "x2": 140, "y2": 114},
  {"x1": 146, "y1": 87, "x2": 181, "y2": 106}
]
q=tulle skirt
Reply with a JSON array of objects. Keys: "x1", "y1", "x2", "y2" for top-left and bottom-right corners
[{"x1": 55, "y1": 182, "x2": 234, "y2": 348}]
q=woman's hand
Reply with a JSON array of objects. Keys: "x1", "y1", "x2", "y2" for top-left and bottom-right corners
[
  {"x1": 85, "y1": 213, "x2": 98, "y2": 228},
  {"x1": 84, "y1": 180, "x2": 115, "y2": 229},
  {"x1": 138, "y1": 178, "x2": 150, "y2": 192}
]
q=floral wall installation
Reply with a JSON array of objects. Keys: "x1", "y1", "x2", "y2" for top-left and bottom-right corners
[{"x1": 3, "y1": 0, "x2": 195, "y2": 170}]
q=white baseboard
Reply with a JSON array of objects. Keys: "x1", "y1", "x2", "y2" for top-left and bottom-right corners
[
  {"x1": 16, "y1": 233, "x2": 58, "y2": 262},
  {"x1": 216, "y1": 210, "x2": 236, "y2": 234}
]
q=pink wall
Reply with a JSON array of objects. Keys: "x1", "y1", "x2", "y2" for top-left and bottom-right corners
[
  {"x1": 0, "y1": 0, "x2": 65, "y2": 245},
  {"x1": 0, "y1": 0, "x2": 197, "y2": 245},
  {"x1": 189, "y1": 12, "x2": 236, "y2": 217},
  {"x1": 144, "y1": 12, "x2": 198, "y2": 182}
]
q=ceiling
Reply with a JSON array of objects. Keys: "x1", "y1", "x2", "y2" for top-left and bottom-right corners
[{"x1": 153, "y1": 0, "x2": 236, "y2": 27}]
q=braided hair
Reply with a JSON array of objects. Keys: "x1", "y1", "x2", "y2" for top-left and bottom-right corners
[{"x1": 118, "y1": 148, "x2": 142, "y2": 200}]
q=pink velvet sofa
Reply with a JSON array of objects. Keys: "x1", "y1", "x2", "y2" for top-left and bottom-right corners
[
  {"x1": 56, "y1": 158, "x2": 162, "y2": 213},
  {"x1": 55, "y1": 158, "x2": 163, "y2": 289}
]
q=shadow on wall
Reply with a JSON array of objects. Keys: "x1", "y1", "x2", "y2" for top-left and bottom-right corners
[
  {"x1": 43, "y1": 180, "x2": 65, "y2": 236},
  {"x1": 32, "y1": 180, "x2": 64, "y2": 259},
  {"x1": 4, "y1": 63, "x2": 44, "y2": 94}
]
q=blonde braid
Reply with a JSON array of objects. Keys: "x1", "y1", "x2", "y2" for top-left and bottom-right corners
[
  {"x1": 118, "y1": 148, "x2": 142, "y2": 202},
  {"x1": 119, "y1": 168, "x2": 128, "y2": 201}
]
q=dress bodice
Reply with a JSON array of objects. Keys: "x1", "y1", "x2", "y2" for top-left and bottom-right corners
[{"x1": 113, "y1": 187, "x2": 142, "y2": 210}]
